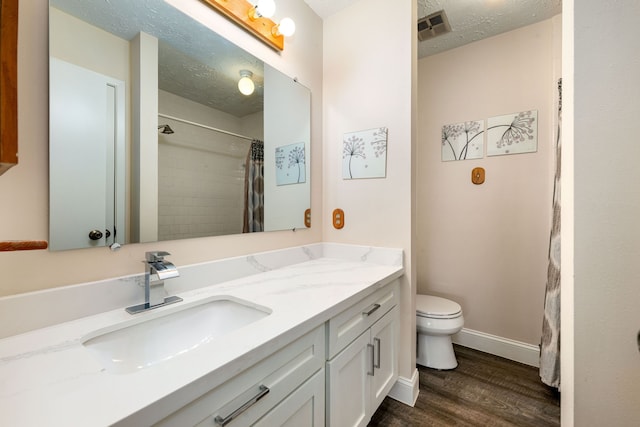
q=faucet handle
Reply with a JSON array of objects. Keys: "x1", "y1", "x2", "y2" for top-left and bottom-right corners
[{"x1": 146, "y1": 251, "x2": 171, "y2": 262}]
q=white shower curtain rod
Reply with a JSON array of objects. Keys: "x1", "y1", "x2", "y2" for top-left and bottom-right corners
[{"x1": 158, "y1": 113, "x2": 256, "y2": 142}]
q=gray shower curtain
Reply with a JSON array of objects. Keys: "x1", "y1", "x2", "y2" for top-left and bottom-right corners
[
  {"x1": 243, "y1": 139, "x2": 264, "y2": 233},
  {"x1": 540, "y1": 79, "x2": 562, "y2": 388}
]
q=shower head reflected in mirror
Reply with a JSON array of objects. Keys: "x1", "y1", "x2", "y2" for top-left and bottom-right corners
[{"x1": 158, "y1": 124, "x2": 174, "y2": 134}]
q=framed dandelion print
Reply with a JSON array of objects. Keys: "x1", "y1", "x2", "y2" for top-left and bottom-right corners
[
  {"x1": 487, "y1": 110, "x2": 538, "y2": 156},
  {"x1": 275, "y1": 142, "x2": 306, "y2": 185},
  {"x1": 342, "y1": 127, "x2": 388, "y2": 179},
  {"x1": 441, "y1": 120, "x2": 485, "y2": 161}
]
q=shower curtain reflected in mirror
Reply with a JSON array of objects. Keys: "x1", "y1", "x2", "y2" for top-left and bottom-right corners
[
  {"x1": 540, "y1": 78, "x2": 562, "y2": 388},
  {"x1": 243, "y1": 140, "x2": 264, "y2": 233}
]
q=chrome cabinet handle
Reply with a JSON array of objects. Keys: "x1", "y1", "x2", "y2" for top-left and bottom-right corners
[
  {"x1": 374, "y1": 337, "x2": 381, "y2": 369},
  {"x1": 362, "y1": 303, "x2": 381, "y2": 316},
  {"x1": 367, "y1": 343, "x2": 375, "y2": 376},
  {"x1": 214, "y1": 385, "x2": 270, "y2": 426}
]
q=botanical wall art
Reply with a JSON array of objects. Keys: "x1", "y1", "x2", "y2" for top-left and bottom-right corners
[
  {"x1": 441, "y1": 120, "x2": 485, "y2": 161},
  {"x1": 275, "y1": 142, "x2": 306, "y2": 185},
  {"x1": 487, "y1": 110, "x2": 538, "y2": 156},
  {"x1": 342, "y1": 127, "x2": 388, "y2": 179}
]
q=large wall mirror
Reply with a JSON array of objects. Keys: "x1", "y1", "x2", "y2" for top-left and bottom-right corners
[{"x1": 48, "y1": 0, "x2": 311, "y2": 251}]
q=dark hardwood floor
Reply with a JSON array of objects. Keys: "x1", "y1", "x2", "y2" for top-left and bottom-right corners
[{"x1": 369, "y1": 345, "x2": 560, "y2": 427}]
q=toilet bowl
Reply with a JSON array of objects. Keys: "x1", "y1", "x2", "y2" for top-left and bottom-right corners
[{"x1": 416, "y1": 295, "x2": 464, "y2": 370}]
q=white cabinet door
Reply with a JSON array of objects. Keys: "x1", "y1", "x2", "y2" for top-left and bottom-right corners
[
  {"x1": 326, "y1": 331, "x2": 372, "y2": 427},
  {"x1": 254, "y1": 369, "x2": 324, "y2": 427},
  {"x1": 326, "y1": 305, "x2": 399, "y2": 427},
  {"x1": 370, "y1": 306, "x2": 398, "y2": 410}
]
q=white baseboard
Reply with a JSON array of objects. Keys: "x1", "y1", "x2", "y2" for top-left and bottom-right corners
[
  {"x1": 452, "y1": 328, "x2": 540, "y2": 367},
  {"x1": 387, "y1": 330, "x2": 538, "y2": 408},
  {"x1": 387, "y1": 368, "x2": 419, "y2": 407}
]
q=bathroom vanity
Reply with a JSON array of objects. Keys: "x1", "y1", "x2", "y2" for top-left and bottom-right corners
[{"x1": 0, "y1": 244, "x2": 403, "y2": 426}]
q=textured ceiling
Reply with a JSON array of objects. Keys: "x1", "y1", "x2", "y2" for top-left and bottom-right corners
[
  {"x1": 51, "y1": 0, "x2": 264, "y2": 118},
  {"x1": 304, "y1": 0, "x2": 562, "y2": 58},
  {"x1": 52, "y1": 0, "x2": 562, "y2": 117}
]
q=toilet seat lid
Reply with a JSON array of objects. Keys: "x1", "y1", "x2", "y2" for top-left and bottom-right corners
[{"x1": 416, "y1": 295, "x2": 462, "y2": 318}]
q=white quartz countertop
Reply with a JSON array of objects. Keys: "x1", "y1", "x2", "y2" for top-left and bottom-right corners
[{"x1": 0, "y1": 254, "x2": 403, "y2": 426}]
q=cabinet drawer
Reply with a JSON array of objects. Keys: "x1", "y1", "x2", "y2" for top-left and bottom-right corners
[
  {"x1": 253, "y1": 368, "x2": 325, "y2": 426},
  {"x1": 156, "y1": 325, "x2": 325, "y2": 427},
  {"x1": 326, "y1": 280, "x2": 399, "y2": 359}
]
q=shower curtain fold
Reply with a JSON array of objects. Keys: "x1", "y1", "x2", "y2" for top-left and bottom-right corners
[
  {"x1": 243, "y1": 140, "x2": 264, "y2": 233},
  {"x1": 540, "y1": 79, "x2": 562, "y2": 388}
]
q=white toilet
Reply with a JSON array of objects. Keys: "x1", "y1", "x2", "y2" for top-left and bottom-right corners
[{"x1": 416, "y1": 294, "x2": 464, "y2": 370}]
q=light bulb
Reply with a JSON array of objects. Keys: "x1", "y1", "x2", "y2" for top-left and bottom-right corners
[
  {"x1": 254, "y1": 0, "x2": 276, "y2": 18},
  {"x1": 238, "y1": 70, "x2": 255, "y2": 96},
  {"x1": 274, "y1": 17, "x2": 296, "y2": 37}
]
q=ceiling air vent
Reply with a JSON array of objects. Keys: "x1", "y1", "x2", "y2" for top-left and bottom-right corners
[{"x1": 417, "y1": 10, "x2": 451, "y2": 42}]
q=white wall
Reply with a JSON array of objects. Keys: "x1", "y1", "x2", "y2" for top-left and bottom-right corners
[
  {"x1": 157, "y1": 91, "x2": 251, "y2": 240},
  {"x1": 49, "y1": 8, "x2": 129, "y2": 83},
  {"x1": 570, "y1": 0, "x2": 640, "y2": 424},
  {"x1": 158, "y1": 141, "x2": 245, "y2": 239},
  {"x1": 323, "y1": 0, "x2": 416, "y2": 391},
  {"x1": 131, "y1": 32, "x2": 160, "y2": 243},
  {"x1": 417, "y1": 19, "x2": 560, "y2": 346},
  {"x1": 241, "y1": 111, "x2": 264, "y2": 144},
  {"x1": 561, "y1": 3, "x2": 575, "y2": 423},
  {"x1": 0, "y1": 0, "x2": 323, "y2": 297}
]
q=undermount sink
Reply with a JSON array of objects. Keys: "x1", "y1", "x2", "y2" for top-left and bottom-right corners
[{"x1": 82, "y1": 297, "x2": 271, "y2": 374}]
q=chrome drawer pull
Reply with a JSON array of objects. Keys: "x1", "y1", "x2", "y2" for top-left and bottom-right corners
[
  {"x1": 374, "y1": 337, "x2": 381, "y2": 369},
  {"x1": 367, "y1": 344, "x2": 375, "y2": 376},
  {"x1": 362, "y1": 303, "x2": 381, "y2": 316},
  {"x1": 214, "y1": 384, "x2": 270, "y2": 426}
]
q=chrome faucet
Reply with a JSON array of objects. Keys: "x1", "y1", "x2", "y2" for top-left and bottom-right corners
[{"x1": 126, "y1": 251, "x2": 183, "y2": 314}]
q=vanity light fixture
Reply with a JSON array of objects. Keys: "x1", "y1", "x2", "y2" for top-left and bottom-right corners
[
  {"x1": 248, "y1": 0, "x2": 276, "y2": 19},
  {"x1": 273, "y1": 17, "x2": 296, "y2": 37},
  {"x1": 237, "y1": 70, "x2": 255, "y2": 96},
  {"x1": 201, "y1": 0, "x2": 295, "y2": 51}
]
